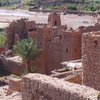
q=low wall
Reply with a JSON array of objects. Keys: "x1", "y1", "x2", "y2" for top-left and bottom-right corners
[
  {"x1": 51, "y1": 69, "x2": 83, "y2": 84},
  {"x1": 22, "y1": 73, "x2": 99, "y2": 100},
  {"x1": 0, "y1": 56, "x2": 25, "y2": 75},
  {"x1": 3, "y1": 59, "x2": 25, "y2": 75}
]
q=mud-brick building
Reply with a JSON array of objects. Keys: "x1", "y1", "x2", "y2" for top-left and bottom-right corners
[
  {"x1": 6, "y1": 12, "x2": 100, "y2": 74},
  {"x1": 30, "y1": 13, "x2": 82, "y2": 74},
  {"x1": 82, "y1": 31, "x2": 100, "y2": 91}
]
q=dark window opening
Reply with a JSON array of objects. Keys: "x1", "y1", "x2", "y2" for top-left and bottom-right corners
[
  {"x1": 28, "y1": 28, "x2": 36, "y2": 32},
  {"x1": 75, "y1": 48, "x2": 76, "y2": 52},
  {"x1": 55, "y1": 21, "x2": 57, "y2": 26},
  {"x1": 94, "y1": 40, "x2": 97, "y2": 47},
  {"x1": 66, "y1": 48, "x2": 68, "y2": 52}
]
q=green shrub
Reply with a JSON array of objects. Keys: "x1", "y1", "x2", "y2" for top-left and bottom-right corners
[
  {"x1": 68, "y1": 6, "x2": 77, "y2": 10},
  {"x1": 14, "y1": 38, "x2": 41, "y2": 73},
  {"x1": 90, "y1": 6, "x2": 96, "y2": 12},
  {"x1": 0, "y1": 33, "x2": 7, "y2": 48}
]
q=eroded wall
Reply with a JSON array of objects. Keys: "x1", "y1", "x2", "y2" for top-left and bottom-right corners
[
  {"x1": 82, "y1": 32, "x2": 100, "y2": 91},
  {"x1": 22, "y1": 73, "x2": 99, "y2": 100}
]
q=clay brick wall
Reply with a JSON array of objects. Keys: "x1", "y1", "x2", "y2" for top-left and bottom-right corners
[
  {"x1": 72, "y1": 31, "x2": 82, "y2": 60},
  {"x1": 7, "y1": 18, "x2": 29, "y2": 50},
  {"x1": 28, "y1": 31, "x2": 37, "y2": 40},
  {"x1": 4, "y1": 60, "x2": 25, "y2": 75},
  {"x1": 48, "y1": 12, "x2": 61, "y2": 27},
  {"x1": 36, "y1": 27, "x2": 46, "y2": 74},
  {"x1": 6, "y1": 22, "x2": 16, "y2": 49},
  {"x1": 17, "y1": 19, "x2": 28, "y2": 39},
  {"x1": 53, "y1": 43, "x2": 62, "y2": 68},
  {"x1": 62, "y1": 31, "x2": 82, "y2": 61},
  {"x1": 62, "y1": 31, "x2": 73, "y2": 61},
  {"x1": 22, "y1": 73, "x2": 99, "y2": 100},
  {"x1": 81, "y1": 24, "x2": 100, "y2": 33},
  {"x1": 66, "y1": 74, "x2": 82, "y2": 84},
  {"x1": 26, "y1": 21, "x2": 36, "y2": 31},
  {"x1": 82, "y1": 31, "x2": 100, "y2": 91},
  {"x1": 51, "y1": 69, "x2": 83, "y2": 84}
]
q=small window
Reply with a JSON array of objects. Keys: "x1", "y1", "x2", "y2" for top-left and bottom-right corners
[
  {"x1": 55, "y1": 21, "x2": 57, "y2": 26},
  {"x1": 75, "y1": 48, "x2": 77, "y2": 52},
  {"x1": 94, "y1": 40, "x2": 97, "y2": 47},
  {"x1": 66, "y1": 48, "x2": 68, "y2": 52}
]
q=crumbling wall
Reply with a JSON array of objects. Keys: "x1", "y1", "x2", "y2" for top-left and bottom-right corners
[
  {"x1": 6, "y1": 21, "x2": 16, "y2": 49},
  {"x1": 22, "y1": 73, "x2": 99, "y2": 100},
  {"x1": 0, "y1": 56, "x2": 25, "y2": 75},
  {"x1": 82, "y1": 31, "x2": 100, "y2": 91}
]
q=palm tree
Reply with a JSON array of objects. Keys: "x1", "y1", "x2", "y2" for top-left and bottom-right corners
[{"x1": 13, "y1": 39, "x2": 40, "y2": 73}]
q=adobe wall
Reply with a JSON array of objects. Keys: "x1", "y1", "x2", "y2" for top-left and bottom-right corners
[
  {"x1": 36, "y1": 27, "x2": 47, "y2": 74},
  {"x1": 6, "y1": 22, "x2": 16, "y2": 49},
  {"x1": 6, "y1": 13, "x2": 83, "y2": 74},
  {"x1": 51, "y1": 69, "x2": 83, "y2": 84},
  {"x1": 4, "y1": 60, "x2": 25, "y2": 75},
  {"x1": 22, "y1": 73, "x2": 99, "y2": 100},
  {"x1": 82, "y1": 31, "x2": 100, "y2": 91},
  {"x1": 62, "y1": 30, "x2": 82, "y2": 61},
  {"x1": 72, "y1": 31, "x2": 82, "y2": 60},
  {"x1": 62, "y1": 31, "x2": 72, "y2": 61},
  {"x1": 81, "y1": 24, "x2": 100, "y2": 33},
  {"x1": 17, "y1": 19, "x2": 28, "y2": 39},
  {"x1": 48, "y1": 12, "x2": 61, "y2": 27}
]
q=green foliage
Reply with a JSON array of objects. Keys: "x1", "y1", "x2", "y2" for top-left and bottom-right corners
[
  {"x1": 0, "y1": 0, "x2": 100, "y2": 11},
  {"x1": 14, "y1": 38, "x2": 41, "y2": 73},
  {"x1": 27, "y1": 0, "x2": 38, "y2": 6},
  {"x1": 90, "y1": 6, "x2": 96, "y2": 12},
  {"x1": 0, "y1": 33, "x2": 7, "y2": 47},
  {"x1": 68, "y1": 5, "x2": 77, "y2": 10},
  {"x1": 13, "y1": 38, "x2": 40, "y2": 61},
  {"x1": 0, "y1": 0, "x2": 20, "y2": 6}
]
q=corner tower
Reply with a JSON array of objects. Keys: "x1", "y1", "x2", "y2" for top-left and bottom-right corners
[{"x1": 48, "y1": 12, "x2": 61, "y2": 27}]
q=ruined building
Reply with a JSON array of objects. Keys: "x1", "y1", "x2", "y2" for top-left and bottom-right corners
[{"x1": 6, "y1": 12, "x2": 100, "y2": 74}]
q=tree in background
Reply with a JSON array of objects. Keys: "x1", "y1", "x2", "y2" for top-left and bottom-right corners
[
  {"x1": 0, "y1": 32, "x2": 7, "y2": 48},
  {"x1": 14, "y1": 39, "x2": 41, "y2": 73}
]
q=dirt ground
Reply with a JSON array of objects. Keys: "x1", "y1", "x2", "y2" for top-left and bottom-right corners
[
  {"x1": 0, "y1": 9, "x2": 98, "y2": 29},
  {"x1": 0, "y1": 76, "x2": 22, "y2": 100}
]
